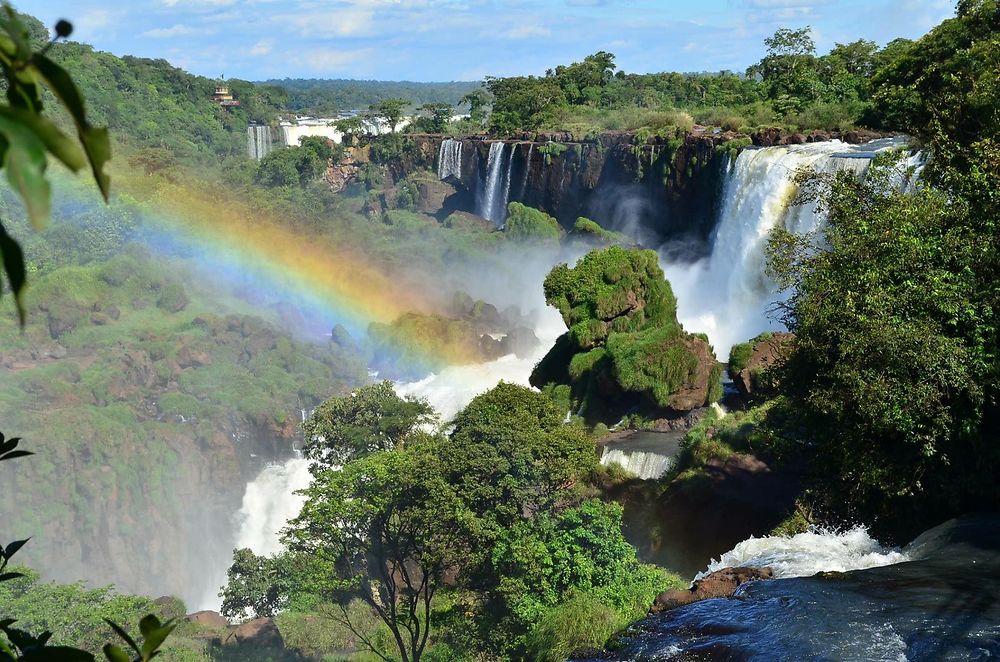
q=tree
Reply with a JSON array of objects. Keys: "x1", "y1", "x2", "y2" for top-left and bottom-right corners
[
  {"x1": 302, "y1": 381, "x2": 435, "y2": 470},
  {"x1": 766, "y1": 1, "x2": 1000, "y2": 540},
  {"x1": 285, "y1": 442, "x2": 470, "y2": 662},
  {"x1": 747, "y1": 26, "x2": 821, "y2": 102},
  {"x1": 368, "y1": 97, "x2": 409, "y2": 133},
  {"x1": 417, "y1": 102, "x2": 452, "y2": 133},
  {"x1": 459, "y1": 88, "x2": 490, "y2": 126}
]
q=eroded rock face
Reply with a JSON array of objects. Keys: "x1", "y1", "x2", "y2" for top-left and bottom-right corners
[
  {"x1": 651, "y1": 566, "x2": 775, "y2": 614},
  {"x1": 733, "y1": 332, "x2": 794, "y2": 400},
  {"x1": 402, "y1": 131, "x2": 733, "y2": 247}
]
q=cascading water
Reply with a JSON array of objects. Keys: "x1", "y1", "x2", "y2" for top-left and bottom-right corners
[
  {"x1": 599, "y1": 431, "x2": 684, "y2": 480},
  {"x1": 198, "y1": 305, "x2": 566, "y2": 610},
  {"x1": 519, "y1": 143, "x2": 534, "y2": 201},
  {"x1": 478, "y1": 142, "x2": 510, "y2": 225},
  {"x1": 247, "y1": 124, "x2": 273, "y2": 161},
  {"x1": 663, "y1": 138, "x2": 911, "y2": 356},
  {"x1": 697, "y1": 526, "x2": 909, "y2": 579},
  {"x1": 438, "y1": 138, "x2": 463, "y2": 180}
]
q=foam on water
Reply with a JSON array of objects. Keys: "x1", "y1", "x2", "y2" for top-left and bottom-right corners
[{"x1": 698, "y1": 526, "x2": 910, "y2": 580}]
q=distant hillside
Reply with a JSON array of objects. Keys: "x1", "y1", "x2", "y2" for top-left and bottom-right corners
[{"x1": 264, "y1": 78, "x2": 481, "y2": 115}]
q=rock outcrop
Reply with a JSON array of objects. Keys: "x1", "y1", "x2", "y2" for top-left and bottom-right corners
[
  {"x1": 729, "y1": 332, "x2": 794, "y2": 400},
  {"x1": 651, "y1": 566, "x2": 775, "y2": 613}
]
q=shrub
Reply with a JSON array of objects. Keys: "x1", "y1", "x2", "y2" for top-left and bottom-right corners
[{"x1": 527, "y1": 591, "x2": 621, "y2": 662}]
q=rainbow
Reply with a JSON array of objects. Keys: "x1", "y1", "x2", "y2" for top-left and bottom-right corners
[{"x1": 54, "y1": 166, "x2": 473, "y2": 375}]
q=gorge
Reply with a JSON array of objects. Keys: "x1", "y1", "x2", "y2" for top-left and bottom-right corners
[{"x1": 2, "y1": 4, "x2": 998, "y2": 659}]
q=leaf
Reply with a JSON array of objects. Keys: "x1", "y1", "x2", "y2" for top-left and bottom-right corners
[
  {"x1": 0, "y1": 223, "x2": 25, "y2": 324},
  {"x1": 0, "y1": 572, "x2": 25, "y2": 582},
  {"x1": 139, "y1": 621, "x2": 175, "y2": 659},
  {"x1": 0, "y1": 107, "x2": 85, "y2": 171},
  {"x1": 101, "y1": 645, "x2": 129, "y2": 662},
  {"x1": 137, "y1": 615, "x2": 160, "y2": 639},
  {"x1": 4, "y1": 538, "x2": 29, "y2": 559},
  {"x1": 103, "y1": 620, "x2": 139, "y2": 656},
  {"x1": 30, "y1": 55, "x2": 111, "y2": 200},
  {"x1": 0, "y1": 113, "x2": 50, "y2": 228},
  {"x1": 0, "y1": 450, "x2": 33, "y2": 462}
]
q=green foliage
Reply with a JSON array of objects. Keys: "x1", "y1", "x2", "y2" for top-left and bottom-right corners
[
  {"x1": 0, "y1": 8, "x2": 110, "y2": 323},
  {"x1": 571, "y1": 217, "x2": 629, "y2": 246},
  {"x1": 286, "y1": 441, "x2": 470, "y2": 662},
  {"x1": 533, "y1": 247, "x2": 717, "y2": 421},
  {"x1": 302, "y1": 381, "x2": 434, "y2": 469},
  {"x1": 766, "y1": 143, "x2": 1000, "y2": 537},
  {"x1": 255, "y1": 139, "x2": 331, "y2": 189},
  {"x1": 502, "y1": 202, "x2": 563, "y2": 243},
  {"x1": 367, "y1": 97, "x2": 409, "y2": 133},
  {"x1": 526, "y1": 591, "x2": 621, "y2": 662}
]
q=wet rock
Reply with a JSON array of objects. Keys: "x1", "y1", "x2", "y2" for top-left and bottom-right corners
[
  {"x1": 227, "y1": 617, "x2": 283, "y2": 648},
  {"x1": 479, "y1": 334, "x2": 504, "y2": 360},
  {"x1": 500, "y1": 326, "x2": 540, "y2": 359},
  {"x1": 651, "y1": 566, "x2": 775, "y2": 613},
  {"x1": 752, "y1": 127, "x2": 784, "y2": 146},
  {"x1": 186, "y1": 610, "x2": 229, "y2": 628},
  {"x1": 780, "y1": 133, "x2": 806, "y2": 145},
  {"x1": 667, "y1": 336, "x2": 718, "y2": 412}
]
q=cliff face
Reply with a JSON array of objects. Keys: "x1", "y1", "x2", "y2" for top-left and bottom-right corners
[{"x1": 398, "y1": 131, "x2": 739, "y2": 250}]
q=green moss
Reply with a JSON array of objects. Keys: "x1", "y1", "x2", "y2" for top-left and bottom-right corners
[
  {"x1": 504, "y1": 202, "x2": 564, "y2": 243},
  {"x1": 571, "y1": 217, "x2": 629, "y2": 246}
]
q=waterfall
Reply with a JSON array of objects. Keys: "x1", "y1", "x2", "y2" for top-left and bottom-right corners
[
  {"x1": 519, "y1": 143, "x2": 534, "y2": 201},
  {"x1": 247, "y1": 125, "x2": 273, "y2": 161},
  {"x1": 663, "y1": 138, "x2": 910, "y2": 357},
  {"x1": 197, "y1": 457, "x2": 312, "y2": 609},
  {"x1": 478, "y1": 142, "x2": 509, "y2": 225},
  {"x1": 438, "y1": 138, "x2": 463, "y2": 180},
  {"x1": 600, "y1": 447, "x2": 676, "y2": 480},
  {"x1": 501, "y1": 143, "x2": 516, "y2": 215},
  {"x1": 198, "y1": 305, "x2": 566, "y2": 611}
]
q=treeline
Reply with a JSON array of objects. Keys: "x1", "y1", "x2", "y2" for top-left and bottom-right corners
[
  {"x1": 482, "y1": 29, "x2": 916, "y2": 136},
  {"x1": 261, "y1": 78, "x2": 479, "y2": 116}
]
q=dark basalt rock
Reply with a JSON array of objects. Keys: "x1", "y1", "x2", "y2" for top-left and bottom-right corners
[{"x1": 650, "y1": 566, "x2": 775, "y2": 613}]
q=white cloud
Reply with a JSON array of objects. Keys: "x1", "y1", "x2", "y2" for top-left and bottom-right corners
[
  {"x1": 160, "y1": 0, "x2": 238, "y2": 7},
  {"x1": 501, "y1": 24, "x2": 551, "y2": 39},
  {"x1": 142, "y1": 24, "x2": 203, "y2": 38},
  {"x1": 281, "y1": 7, "x2": 377, "y2": 37},
  {"x1": 294, "y1": 47, "x2": 372, "y2": 72},
  {"x1": 250, "y1": 39, "x2": 274, "y2": 56}
]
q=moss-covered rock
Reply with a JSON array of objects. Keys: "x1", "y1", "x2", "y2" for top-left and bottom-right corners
[
  {"x1": 531, "y1": 247, "x2": 721, "y2": 423},
  {"x1": 503, "y1": 202, "x2": 564, "y2": 243}
]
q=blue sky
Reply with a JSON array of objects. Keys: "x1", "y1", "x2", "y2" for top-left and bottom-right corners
[{"x1": 24, "y1": 0, "x2": 956, "y2": 82}]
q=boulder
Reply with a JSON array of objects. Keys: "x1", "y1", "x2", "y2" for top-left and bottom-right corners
[
  {"x1": 733, "y1": 332, "x2": 794, "y2": 400},
  {"x1": 651, "y1": 566, "x2": 775, "y2": 613},
  {"x1": 227, "y1": 617, "x2": 283, "y2": 648},
  {"x1": 752, "y1": 127, "x2": 783, "y2": 147},
  {"x1": 500, "y1": 326, "x2": 540, "y2": 359},
  {"x1": 186, "y1": 610, "x2": 229, "y2": 629}
]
